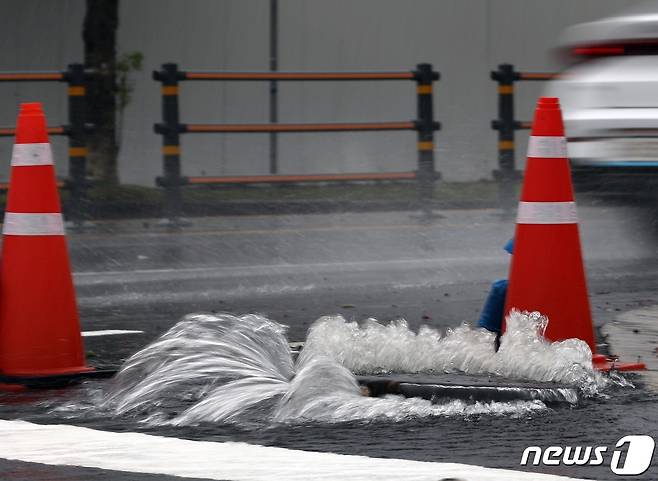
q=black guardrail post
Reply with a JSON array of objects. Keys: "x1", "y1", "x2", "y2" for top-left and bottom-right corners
[
  {"x1": 414, "y1": 63, "x2": 440, "y2": 219},
  {"x1": 491, "y1": 63, "x2": 521, "y2": 215},
  {"x1": 154, "y1": 63, "x2": 183, "y2": 224},
  {"x1": 65, "y1": 63, "x2": 87, "y2": 227}
]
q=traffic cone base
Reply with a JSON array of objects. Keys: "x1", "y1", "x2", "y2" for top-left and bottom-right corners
[
  {"x1": 0, "y1": 236, "x2": 91, "y2": 376},
  {"x1": 507, "y1": 224, "x2": 594, "y2": 348}
]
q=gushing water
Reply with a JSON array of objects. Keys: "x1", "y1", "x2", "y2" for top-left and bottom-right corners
[
  {"x1": 303, "y1": 310, "x2": 606, "y2": 393},
  {"x1": 100, "y1": 310, "x2": 615, "y2": 426},
  {"x1": 104, "y1": 314, "x2": 293, "y2": 424}
]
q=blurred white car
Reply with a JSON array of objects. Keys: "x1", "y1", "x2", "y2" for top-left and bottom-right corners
[{"x1": 545, "y1": 1, "x2": 658, "y2": 169}]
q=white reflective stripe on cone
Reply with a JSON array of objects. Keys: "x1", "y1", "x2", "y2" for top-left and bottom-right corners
[
  {"x1": 2, "y1": 212, "x2": 65, "y2": 236},
  {"x1": 11, "y1": 143, "x2": 54, "y2": 167},
  {"x1": 527, "y1": 136, "x2": 568, "y2": 158},
  {"x1": 517, "y1": 201, "x2": 578, "y2": 224}
]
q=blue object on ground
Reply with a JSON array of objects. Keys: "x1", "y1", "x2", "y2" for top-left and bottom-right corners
[
  {"x1": 477, "y1": 279, "x2": 508, "y2": 334},
  {"x1": 503, "y1": 238, "x2": 514, "y2": 254}
]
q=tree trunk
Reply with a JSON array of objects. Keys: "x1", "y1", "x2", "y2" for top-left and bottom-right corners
[{"x1": 83, "y1": 0, "x2": 119, "y2": 184}]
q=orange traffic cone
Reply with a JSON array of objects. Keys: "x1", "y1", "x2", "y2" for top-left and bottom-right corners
[
  {"x1": 0, "y1": 102, "x2": 92, "y2": 378},
  {"x1": 504, "y1": 97, "x2": 594, "y2": 349},
  {"x1": 504, "y1": 97, "x2": 644, "y2": 372}
]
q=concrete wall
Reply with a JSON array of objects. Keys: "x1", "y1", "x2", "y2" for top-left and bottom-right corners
[{"x1": 0, "y1": 0, "x2": 639, "y2": 185}]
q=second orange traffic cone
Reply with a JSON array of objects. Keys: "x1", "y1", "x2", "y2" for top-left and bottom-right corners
[
  {"x1": 504, "y1": 97, "x2": 596, "y2": 351},
  {"x1": 0, "y1": 102, "x2": 91, "y2": 377}
]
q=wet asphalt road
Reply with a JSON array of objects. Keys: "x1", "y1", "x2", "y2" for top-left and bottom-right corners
[
  {"x1": 1, "y1": 199, "x2": 658, "y2": 480},
  {"x1": 72, "y1": 202, "x2": 658, "y2": 362}
]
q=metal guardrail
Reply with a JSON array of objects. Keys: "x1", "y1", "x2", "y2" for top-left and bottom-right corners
[
  {"x1": 0, "y1": 64, "x2": 94, "y2": 224},
  {"x1": 491, "y1": 63, "x2": 559, "y2": 211},
  {"x1": 153, "y1": 63, "x2": 441, "y2": 221}
]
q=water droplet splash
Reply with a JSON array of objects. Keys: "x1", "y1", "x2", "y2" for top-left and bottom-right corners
[
  {"x1": 97, "y1": 310, "x2": 626, "y2": 426},
  {"x1": 304, "y1": 309, "x2": 608, "y2": 395}
]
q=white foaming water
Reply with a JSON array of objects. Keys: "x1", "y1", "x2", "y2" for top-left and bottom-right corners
[
  {"x1": 103, "y1": 314, "x2": 293, "y2": 424},
  {"x1": 303, "y1": 310, "x2": 607, "y2": 394},
  {"x1": 101, "y1": 311, "x2": 610, "y2": 426}
]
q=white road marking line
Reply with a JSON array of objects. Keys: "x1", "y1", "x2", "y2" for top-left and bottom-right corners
[
  {"x1": 81, "y1": 330, "x2": 144, "y2": 337},
  {"x1": 0, "y1": 420, "x2": 586, "y2": 481}
]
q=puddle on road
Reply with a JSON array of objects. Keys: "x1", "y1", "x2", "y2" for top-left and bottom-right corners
[{"x1": 0, "y1": 311, "x2": 636, "y2": 428}]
